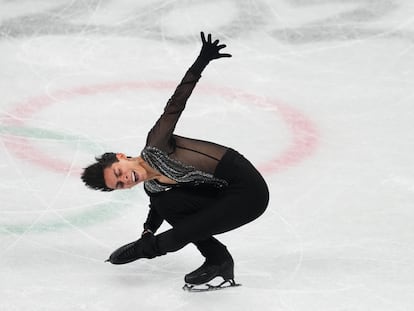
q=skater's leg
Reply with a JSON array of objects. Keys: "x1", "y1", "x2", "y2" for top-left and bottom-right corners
[
  {"x1": 155, "y1": 152, "x2": 269, "y2": 254},
  {"x1": 152, "y1": 151, "x2": 268, "y2": 286},
  {"x1": 194, "y1": 237, "x2": 231, "y2": 264},
  {"x1": 181, "y1": 153, "x2": 268, "y2": 286},
  {"x1": 151, "y1": 188, "x2": 232, "y2": 262}
]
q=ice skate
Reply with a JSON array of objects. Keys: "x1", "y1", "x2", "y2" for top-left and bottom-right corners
[{"x1": 182, "y1": 257, "x2": 241, "y2": 292}]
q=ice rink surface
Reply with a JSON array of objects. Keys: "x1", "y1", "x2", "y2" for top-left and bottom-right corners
[{"x1": 1, "y1": 0, "x2": 414, "y2": 310}]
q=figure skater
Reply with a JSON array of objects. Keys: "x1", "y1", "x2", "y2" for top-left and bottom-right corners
[{"x1": 81, "y1": 32, "x2": 269, "y2": 290}]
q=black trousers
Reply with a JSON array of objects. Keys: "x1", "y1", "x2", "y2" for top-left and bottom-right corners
[{"x1": 150, "y1": 149, "x2": 269, "y2": 264}]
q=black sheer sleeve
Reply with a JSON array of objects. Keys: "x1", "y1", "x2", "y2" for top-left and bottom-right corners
[{"x1": 145, "y1": 57, "x2": 209, "y2": 153}]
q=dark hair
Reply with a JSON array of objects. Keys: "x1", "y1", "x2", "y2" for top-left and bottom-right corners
[{"x1": 81, "y1": 153, "x2": 119, "y2": 191}]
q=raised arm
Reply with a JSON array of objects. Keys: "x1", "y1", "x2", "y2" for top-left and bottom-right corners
[{"x1": 145, "y1": 32, "x2": 231, "y2": 152}]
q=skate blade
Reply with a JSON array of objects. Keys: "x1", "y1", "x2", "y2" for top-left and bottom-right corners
[{"x1": 183, "y1": 279, "x2": 241, "y2": 292}]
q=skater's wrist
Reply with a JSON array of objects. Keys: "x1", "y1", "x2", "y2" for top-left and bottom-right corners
[
  {"x1": 189, "y1": 56, "x2": 209, "y2": 76},
  {"x1": 142, "y1": 229, "x2": 153, "y2": 236}
]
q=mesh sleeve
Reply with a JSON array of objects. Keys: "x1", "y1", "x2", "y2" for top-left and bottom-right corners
[{"x1": 145, "y1": 56, "x2": 210, "y2": 152}]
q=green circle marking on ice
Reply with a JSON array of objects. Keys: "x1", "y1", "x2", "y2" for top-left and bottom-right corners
[{"x1": 0, "y1": 125, "x2": 100, "y2": 153}]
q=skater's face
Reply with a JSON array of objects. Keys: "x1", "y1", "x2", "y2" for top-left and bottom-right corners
[{"x1": 103, "y1": 153, "x2": 147, "y2": 190}]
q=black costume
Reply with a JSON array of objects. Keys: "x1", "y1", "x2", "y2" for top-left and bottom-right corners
[{"x1": 107, "y1": 33, "x2": 269, "y2": 285}]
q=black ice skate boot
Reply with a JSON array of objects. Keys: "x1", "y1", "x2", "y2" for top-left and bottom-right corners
[{"x1": 183, "y1": 257, "x2": 240, "y2": 291}]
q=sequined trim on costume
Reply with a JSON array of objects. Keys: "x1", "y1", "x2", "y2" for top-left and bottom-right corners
[{"x1": 141, "y1": 146, "x2": 228, "y2": 193}]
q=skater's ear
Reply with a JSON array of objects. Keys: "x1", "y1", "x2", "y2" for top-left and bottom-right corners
[{"x1": 116, "y1": 153, "x2": 127, "y2": 160}]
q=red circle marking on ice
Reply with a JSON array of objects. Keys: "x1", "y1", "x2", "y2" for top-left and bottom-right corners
[{"x1": 2, "y1": 82, "x2": 318, "y2": 175}]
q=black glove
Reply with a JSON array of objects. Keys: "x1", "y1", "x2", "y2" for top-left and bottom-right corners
[
  {"x1": 189, "y1": 31, "x2": 231, "y2": 75},
  {"x1": 198, "y1": 31, "x2": 232, "y2": 61},
  {"x1": 106, "y1": 232, "x2": 166, "y2": 265}
]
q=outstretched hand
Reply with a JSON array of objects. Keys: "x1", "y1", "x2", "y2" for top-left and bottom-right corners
[{"x1": 199, "y1": 31, "x2": 232, "y2": 61}]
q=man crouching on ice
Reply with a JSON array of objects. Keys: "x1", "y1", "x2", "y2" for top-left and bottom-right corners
[{"x1": 81, "y1": 32, "x2": 269, "y2": 291}]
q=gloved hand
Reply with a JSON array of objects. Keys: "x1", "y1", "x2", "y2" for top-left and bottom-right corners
[
  {"x1": 106, "y1": 231, "x2": 165, "y2": 265},
  {"x1": 198, "y1": 31, "x2": 232, "y2": 62},
  {"x1": 189, "y1": 32, "x2": 231, "y2": 75}
]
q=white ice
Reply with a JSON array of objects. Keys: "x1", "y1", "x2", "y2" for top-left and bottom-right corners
[{"x1": 1, "y1": 0, "x2": 414, "y2": 310}]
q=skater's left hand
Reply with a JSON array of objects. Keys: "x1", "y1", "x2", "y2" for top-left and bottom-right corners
[{"x1": 198, "y1": 31, "x2": 232, "y2": 61}]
